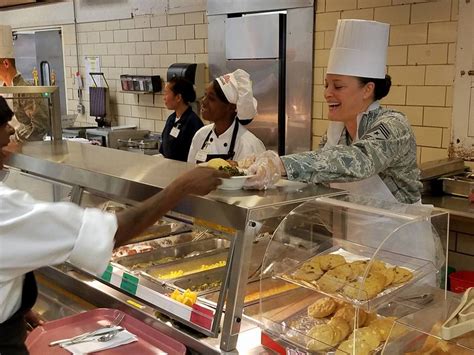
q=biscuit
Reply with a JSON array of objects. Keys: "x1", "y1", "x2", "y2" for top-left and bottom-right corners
[
  {"x1": 364, "y1": 312, "x2": 378, "y2": 326},
  {"x1": 333, "y1": 305, "x2": 367, "y2": 328},
  {"x1": 316, "y1": 254, "x2": 346, "y2": 271},
  {"x1": 367, "y1": 317, "x2": 396, "y2": 341},
  {"x1": 307, "y1": 324, "x2": 337, "y2": 351},
  {"x1": 349, "y1": 327, "x2": 382, "y2": 350},
  {"x1": 328, "y1": 317, "x2": 351, "y2": 343},
  {"x1": 316, "y1": 272, "x2": 346, "y2": 293},
  {"x1": 335, "y1": 338, "x2": 372, "y2": 355},
  {"x1": 348, "y1": 260, "x2": 370, "y2": 278},
  {"x1": 307, "y1": 297, "x2": 337, "y2": 318},
  {"x1": 368, "y1": 259, "x2": 387, "y2": 272},
  {"x1": 392, "y1": 266, "x2": 413, "y2": 284},
  {"x1": 383, "y1": 267, "x2": 396, "y2": 287},
  {"x1": 330, "y1": 263, "x2": 357, "y2": 281},
  {"x1": 342, "y1": 272, "x2": 386, "y2": 300},
  {"x1": 292, "y1": 262, "x2": 324, "y2": 282}
]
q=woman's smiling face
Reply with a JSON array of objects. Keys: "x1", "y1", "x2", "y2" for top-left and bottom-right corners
[
  {"x1": 324, "y1": 74, "x2": 374, "y2": 123},
  {"x1": 200, "y1": 82, "x2": 234, "y2": 123}
]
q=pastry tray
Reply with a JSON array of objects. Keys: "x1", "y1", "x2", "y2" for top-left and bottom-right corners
[
  {"x1": 277, "y1": 246, "x2": 434, "y2": 311},
  {"x1": 26, "y1": 308, "x2": 186, "y2": 354},
  {"x1": 260, "y1": 290, "x2": 388, "y2": 354}
]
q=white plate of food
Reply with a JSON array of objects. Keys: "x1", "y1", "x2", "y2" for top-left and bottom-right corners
[{"x1": 218, "y1": 174, "x2": 256, "y2": 190}]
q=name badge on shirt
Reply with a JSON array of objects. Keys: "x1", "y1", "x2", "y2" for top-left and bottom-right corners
[
  {"x1": 170, "y1": 127, "x2": 180, "y2": 138},
  {"x1": 196, "y1": 150, "x2": 207, "y2": 162}
]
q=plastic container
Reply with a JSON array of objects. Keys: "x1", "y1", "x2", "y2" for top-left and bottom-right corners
[
  {"x1": 26, "y1": 308, "x2": 186, "y2": 354},
  {"x1": 450, "y1": 271, "x2": 474, "y2": 293}
]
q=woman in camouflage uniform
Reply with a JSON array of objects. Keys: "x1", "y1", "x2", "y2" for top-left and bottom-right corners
[{"x1": 247, "y1": 19, "x2": 422, "y2": 205}]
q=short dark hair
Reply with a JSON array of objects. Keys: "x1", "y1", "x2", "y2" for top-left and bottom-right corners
[
  {"x1": 168, "y1": 77, "x2": 196, "y2": 104},
  {"x1": 212, "y1": 79, "x2": 229, "y2": 104},
  {"x1": 0, "y1": 96, "x2": 13, "y2": 126},
  {"x1": 0, "y1": 58, "x2": 16, "y2": 68},
  {"x1": 357, "y1": 74, "x2": 392, "y2": 101}
]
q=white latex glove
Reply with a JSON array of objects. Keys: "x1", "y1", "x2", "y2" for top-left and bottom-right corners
[
  {"x1": 237, "y1": 154, "x2": 256, "y2": 169},
  {"x1": 243, "y1": 150, "x2": 282, "y2": 190}
]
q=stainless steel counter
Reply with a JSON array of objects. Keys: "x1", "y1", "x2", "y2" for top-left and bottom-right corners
[{"x1": 8, "y1": 141, "x2": 336, "y2": 230}]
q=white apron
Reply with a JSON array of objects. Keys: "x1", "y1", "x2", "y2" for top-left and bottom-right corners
[{"x1": 324, "y1": 119, "x2": 443, "y2": 281}]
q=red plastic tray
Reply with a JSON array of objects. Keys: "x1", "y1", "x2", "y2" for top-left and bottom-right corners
[{"x1": 26, "y1": 308, "x2": 186, "y2": 355}]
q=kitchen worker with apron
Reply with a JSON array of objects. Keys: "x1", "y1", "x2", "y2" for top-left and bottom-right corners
[
  {"x1": 0, "y1": 95, "x2": 228, "y2": 354},
  {"x1": 159, "y1": 77, "x2": 203, "y2": 162},
  {"x1": 244, "y1": 20, "x2": 442, "y2": 272},
  {"x1": 187, "y1": 69, "x2": 266, "y2": 164}
]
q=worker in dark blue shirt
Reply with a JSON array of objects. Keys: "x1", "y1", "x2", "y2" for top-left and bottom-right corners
[{"x1": 159, "y1": 77, "x2": 203, "y2": 162}]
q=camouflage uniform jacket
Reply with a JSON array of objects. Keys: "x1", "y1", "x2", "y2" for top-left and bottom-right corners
[
  {"x1": 12, "y1": 74, "x2": 50, "y2": 142},
  {"x1": 281, "y1": 106, "x2": 422, "y2": 204}
]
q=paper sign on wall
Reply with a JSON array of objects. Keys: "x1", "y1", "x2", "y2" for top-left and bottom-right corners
[{"x1": 84, "y1": 56, "x2": 101, "y2": 88}]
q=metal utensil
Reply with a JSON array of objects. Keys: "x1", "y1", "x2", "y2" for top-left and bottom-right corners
[
  {"x1": 49, "y1": 312, "x2": 125, "y2": 346},
  {"x1": 58, "y1": 327, "x2": 123, "y2": 347},
  {"x1": 97, "y1": 328, "x2": 122, "y2": 342}
]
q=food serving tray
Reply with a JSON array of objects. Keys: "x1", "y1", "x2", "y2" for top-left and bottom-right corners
[
  {"x1": 113, "y1": 238, "x2": 230, "y2": 272},
  {"x1": 26, "y1": 308, "x2": 186, "y2": 355},
  {"x1": 111, "y1": 230, "x2": 216, "y2": 259},
  {"x1": 277, "y1": 246, "x2": 433, "y2": 311},
  {"x1": 142, "y1": 250, "x2": 229, "y2": 281}
]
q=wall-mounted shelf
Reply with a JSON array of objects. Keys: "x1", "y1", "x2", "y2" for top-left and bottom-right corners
[{"x1": 119, "y1": 90, "x2": 158, "y2": 104}]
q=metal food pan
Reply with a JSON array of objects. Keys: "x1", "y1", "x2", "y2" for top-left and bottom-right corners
[
  {"x1": 203, "y1": 277, "x2": 299, "y2": 306},
  {"x1": 172, "y1": 268, "x2": 225, "y2": 296},
  {"x1": 143, "y1": 251, "x2": 229, "y2": 281},
  {"x1": 114, "y1": 238, "x2": 230, "y2": 271}
]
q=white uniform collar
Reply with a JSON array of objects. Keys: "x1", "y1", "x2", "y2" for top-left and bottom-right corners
[
  {"x1": 212, "y1": 119, "x2": 237, "y2": 140},
  {"x1": 325, "y1": 100, "x2": 380, "y2": 147}
]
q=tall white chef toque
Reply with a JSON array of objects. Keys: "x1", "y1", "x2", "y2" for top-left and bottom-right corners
[
  {"x1": 216, "y1": 69, "x2": 258, "y2": 121},
  {"x1": 0, "y1": 25, "x2": 14, "y2": 59},
  {"x1": 327, "y1": 19, "x2": 389, "y2": 79}
]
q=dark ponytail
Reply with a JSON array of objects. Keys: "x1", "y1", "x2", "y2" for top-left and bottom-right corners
[{"x1": 358, "y1": 74, "x2": 392, "y2": 101}]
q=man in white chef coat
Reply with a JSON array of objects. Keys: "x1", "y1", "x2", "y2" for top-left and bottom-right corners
[
  {"x1": 0, "y1": 25, "x2": 50, "y2": 142},
  {"x1": 0, "y1": 96, "x2": 227, "y2": 354}
]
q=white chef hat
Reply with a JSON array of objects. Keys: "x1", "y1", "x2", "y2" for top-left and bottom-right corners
[
  {"x1": 0, "y1": 25, "x2": 14, "y2": 59},
  {"x1": 216, "y1": 69, "x2": 258, "y2": 121},
  {"x1": 327, "y1": 19, "x2": 389, "y2": 79}
]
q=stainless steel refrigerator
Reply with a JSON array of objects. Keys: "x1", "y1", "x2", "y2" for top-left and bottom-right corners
[{"x1": 208, "y1": 0, "x2": 314, "y2": 155}]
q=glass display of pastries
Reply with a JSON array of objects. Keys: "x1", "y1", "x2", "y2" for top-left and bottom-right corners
[{"x1": 256, "y1": 194, "x2": 449, "y2": 353}]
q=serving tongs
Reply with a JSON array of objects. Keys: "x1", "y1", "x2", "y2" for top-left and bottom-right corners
[{"x1": 441, "y1": 287, "x2": 474, "y2": 340}]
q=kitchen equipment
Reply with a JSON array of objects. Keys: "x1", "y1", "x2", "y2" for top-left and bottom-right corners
[
  {"x1": 441, "y1": 172, "x2": 474, "y2": 197},
  {"x1": 89, "y1": 72, "x2": 111, "y2": 128},
  {"x1": 85, "y1": 126, "x2": 150, "y2": 148}
]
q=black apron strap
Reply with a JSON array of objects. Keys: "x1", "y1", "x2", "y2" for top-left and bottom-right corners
[
  {"x1": 0, "y1": 272, "x2": 38, "y2": 355},
  {"x1": 198, "y1": 120, "x2": 239, "y2": 163}
]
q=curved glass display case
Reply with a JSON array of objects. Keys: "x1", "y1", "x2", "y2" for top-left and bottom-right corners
[{"x1": 255, "y1": 194, "x2": 449, "y2": 353}]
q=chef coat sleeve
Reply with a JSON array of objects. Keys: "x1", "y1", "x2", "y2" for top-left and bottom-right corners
[
  {"x1": 0, "y1": 185, "x2": 118, "y2": 281},
  {"x1": 187, "y1": 126, "x2": 207, "y2": 163},
  {"x1": 281, "y1": 113, "x2": 415, "y2": 183}
]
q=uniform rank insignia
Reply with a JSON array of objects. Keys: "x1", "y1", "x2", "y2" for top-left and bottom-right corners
[{"x1": 364, "y1": 123, "x2": 390, "y2": 140}]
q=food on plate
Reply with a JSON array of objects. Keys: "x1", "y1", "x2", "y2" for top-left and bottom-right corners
[
  {"x1": 333, "y1": 304, "x2": 368, "y2": 328},
  {"x1": 307, "y1": 297, "x2": 337, "y2": 318},
  {"x1": 316, "y1": 272, "x2": 347, "y2": 293},
  {"x1": 317, "y1": 254, "x2": 347, "y2": 271},
  {"x1": 170, "y1": 288, "x2": 197, "y2": 306},
  {"x1": 207, "y1": 158, "x2": 230, "y2": 169},
  {"x1": 366, "y1": 316, "x2": 398, "y2": 341},
  {"x1": 336, "y1": 337, "x2": 373, "y2": 355},
  {"x1": 218, "y1": 165, "x2": 245, "y2": 176}
]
